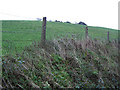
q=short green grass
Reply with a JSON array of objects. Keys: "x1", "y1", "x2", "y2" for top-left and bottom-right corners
[{"x1": 2, "y1": 20, "x2": 118, "y2": 55}]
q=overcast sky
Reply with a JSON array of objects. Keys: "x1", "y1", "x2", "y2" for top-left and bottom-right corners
[{"x1": 0, "y1": 0, "x2": 119, "y2": 29}]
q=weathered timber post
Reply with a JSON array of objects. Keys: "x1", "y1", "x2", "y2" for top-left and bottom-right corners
[
  {"x1": 107, "y1": 31, "x2": 109, "y2": 42},
  {"x1": 85, "y1": 26, "x2": 88, "y2": 40},
  {"x1": 85, "y1": 26, "x2": 88, "y2": 50},
  {"x1": 41, "y1": 17, "x2": 46, "y2": 45}
]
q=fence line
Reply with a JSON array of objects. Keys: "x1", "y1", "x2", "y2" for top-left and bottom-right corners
[{"x1": 2, "y1": 17, "x2": 117, "y2": 46}]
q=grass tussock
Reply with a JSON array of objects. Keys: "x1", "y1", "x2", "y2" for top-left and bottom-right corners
[{"x1": 2, "y1": 37, "x2": 120, "y2": 88}]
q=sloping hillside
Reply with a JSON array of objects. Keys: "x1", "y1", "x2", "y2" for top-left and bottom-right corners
[
  {"x1": 2, "y1": 20, "x2": 118, "y2": 55},
  {"x1": 1, "y1": 20, "x2": 119, "y2": 88},
  {"x1": 2, "y1": 37, "x2": 120, "y2": 88}
]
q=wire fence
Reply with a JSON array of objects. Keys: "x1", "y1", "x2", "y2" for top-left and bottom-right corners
[{"x1": 2, "y1": 18, "x2": 118, "y2": 55}]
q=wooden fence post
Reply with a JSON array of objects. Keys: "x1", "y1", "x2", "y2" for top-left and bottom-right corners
[
  {"x1": 85, "y1": 26, "x2": 88, "y2": 50},
  {"x1": 107, "y1": 31, "x2": 109, "y2": 42},
  {"x1": 85, "y1": 26, "x2": 88, "y2": 40},
  {"x1": 41, "y1": 17, "x2": 46, "y2": 45}
]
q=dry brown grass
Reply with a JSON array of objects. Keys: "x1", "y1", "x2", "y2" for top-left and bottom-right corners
[{"x1": 2, "y1": 37, "x2": 120, "y2": 88}]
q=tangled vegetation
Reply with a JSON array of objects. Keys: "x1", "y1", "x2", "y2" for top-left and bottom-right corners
[{"x1": 2, "y1": 37, "x2": 120, "y2": 89}]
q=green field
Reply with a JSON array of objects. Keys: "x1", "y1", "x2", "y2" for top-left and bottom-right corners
[{"x1": 2, "y1": 20, "x2": 118, "y2": 55}]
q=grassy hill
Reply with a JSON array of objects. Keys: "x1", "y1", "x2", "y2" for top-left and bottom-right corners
[
  {"x1": 2, "y1": 20, "x2": 118, "y2": 55},
  {"x1": 1, "y1": 20, "x2": 120, "y2": 88}
]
